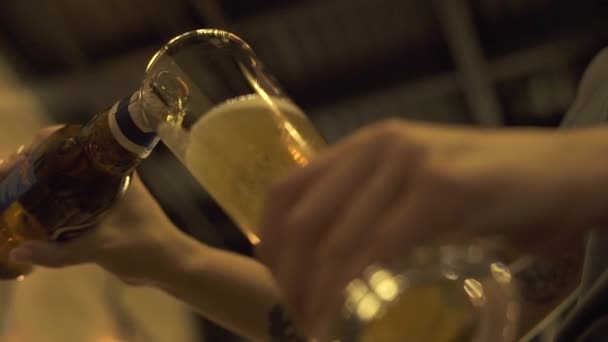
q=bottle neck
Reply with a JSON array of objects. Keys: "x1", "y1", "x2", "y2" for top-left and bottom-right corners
[{"x1": 83, "y1": 94, "x2": 160, "y2": 175}]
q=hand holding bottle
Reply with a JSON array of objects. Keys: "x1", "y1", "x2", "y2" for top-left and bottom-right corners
[
  {"x1": 5, "y1": 129, "x2": 300, "y2": 342},
  {"x1": 6, "y1": 127, "x2": 199, "y2": 286}
]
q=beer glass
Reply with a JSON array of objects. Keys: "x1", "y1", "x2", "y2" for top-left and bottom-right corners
[{"x1": 130, "y1": 29, "x2": 519, "y2": 341}]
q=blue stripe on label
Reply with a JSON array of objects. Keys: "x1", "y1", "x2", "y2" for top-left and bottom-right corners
[
  {"x1": 115, "y1": 97, "x2": 158, "y2": 149},
  {"x1": 0, "y1": 157, "x2": 36, "y2": 213}
]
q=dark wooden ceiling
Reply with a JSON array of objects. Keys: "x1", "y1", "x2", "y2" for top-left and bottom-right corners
[{"x1": 1, "y1": 0, "x2": 604, "y2": 129}]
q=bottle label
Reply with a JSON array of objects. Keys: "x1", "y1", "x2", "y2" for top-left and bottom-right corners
[
  {"x1": 0, "y1": 157, "x2": 36, "y2": 213},
  {"x1": 108, "y1": 94, "x2": 160, "y2": 158}
]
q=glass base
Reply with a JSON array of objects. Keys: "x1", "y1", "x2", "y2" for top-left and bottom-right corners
[{"x1": 330, "y1": 245, "x2": 520, "y2": 342}]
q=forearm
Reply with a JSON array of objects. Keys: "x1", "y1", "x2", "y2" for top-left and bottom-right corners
[
  {"x1": 563, "y1": 126, "x2": 608, "y2": 230},
  {"x1": 152, "y1": 235, "x2": 303, "y2": 341}
]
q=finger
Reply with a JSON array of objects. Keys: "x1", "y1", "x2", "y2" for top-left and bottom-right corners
[
  {"x1": 256, "y1": 165, "x2": 320, "y2": 266},
  {"x1": 0, "y1": 154, "x2": 25, "y2": 177},
  {"x1": 29, "y1": 125, "x2": 64, "y2": 150},
  {"x1": 9, "y1": 239, "x2": 92, "y2": 268},
  {"x1": 257, "y1": 123, "x2": 393, "y2": 267},
  {"x1": 310, "y1": 250, "x2": 381, "y2": 340},
  {"x1": 316, "y1": 193, "x2": 469, "y2": 340},
  {"x1": 0, "y1": 125, "x2": 64, "y2": 179},
  {"x1": 13, "y1": 125, "x2": 64, "y2": 158},
  {"x1": 304, "y1": 147, "x2": 409, "y2": 326},
  {"x1": 371, "y1": 203, "x2": 428, "y2": 262},
  {"x1": 275, "y1": 144, "x2": 380, "y2": 320},
  {"x1": 308, "y1": 190, "x2": 427, "y2": 338},
  {"x1": 257, "y1": 142, "x2": 348, "y2": 268}
]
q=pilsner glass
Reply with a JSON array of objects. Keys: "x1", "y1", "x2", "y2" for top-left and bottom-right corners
[{"x1": 128, "y1": 29, "x2": 519, "y2": 341}]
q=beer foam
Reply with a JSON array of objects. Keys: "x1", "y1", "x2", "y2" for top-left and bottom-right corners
[{"x1": 199, "y1": 94, "x2": 306, "y2": 123}]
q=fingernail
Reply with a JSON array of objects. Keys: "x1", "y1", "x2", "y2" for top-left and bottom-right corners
[{"x1": 9, "y1": 248, "x2": 33, "y2": 263}]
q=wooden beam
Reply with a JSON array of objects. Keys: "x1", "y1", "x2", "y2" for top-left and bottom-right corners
[{"x1": 433, "y1": 0, "x2": 504, "y2": 126}]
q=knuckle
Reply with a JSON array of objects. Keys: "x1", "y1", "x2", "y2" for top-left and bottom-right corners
[
  {"x1": 369, "y1": 118, "x2": 404, "y2": 142},
  {"x1": 366, "y1": 118, "x2": 419, "y2": 156},
  {"x1": 376, "y1": 117, "x2": 403, "y2": 131}
]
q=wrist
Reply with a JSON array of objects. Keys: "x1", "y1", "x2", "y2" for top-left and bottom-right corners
[
  {"x1": 149, "y1": 230, "x2": 209, "y2": 288},
  {"x1": 563, "y1": 127, "x2": 608, "y2": 228}
]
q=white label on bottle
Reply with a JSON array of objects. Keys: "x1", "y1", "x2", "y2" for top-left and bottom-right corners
[{"x1": 108, "y1": 97, "x2": 159, "y2": 158}]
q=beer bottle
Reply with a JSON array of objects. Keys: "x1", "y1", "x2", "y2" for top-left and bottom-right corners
[{"x1": 0, "y1": 96, "x2": 159, "y2": 279}]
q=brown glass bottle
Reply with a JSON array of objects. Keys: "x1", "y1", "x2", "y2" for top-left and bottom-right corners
[{"x1": 0, "y1": 97, "x2": 158, "y2": 279}]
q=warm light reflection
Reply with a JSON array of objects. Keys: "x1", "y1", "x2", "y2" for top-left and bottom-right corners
[
  {"x1": 15, "y1": 275, "x2": 24, "y2": 282},
  {"x1": 239, "y1": 61, "x2": 317, "y2": 159},
  {"x1": 490, "y1": 262, "x2": 512, "y2": 284},
  {"x1": 463, "y1": 278, "x2": 486, "y2": 306},
  {"x1": 356, "y1": 293, "x2": 382, "y2": 322},
  {"x1": 369, "y1": 270, "x2": 399, "y2": 301},
  {"x1": 286, "y1": 144, "x2": 309, "y2": 166},
  {"x1": 345, "y1": 279, "x2": 369, "y2": 309},
  {"x1": 245, "y1": 230, "x2": 261, "y2": 245},
  {"x1": 442, "y1": 270, "x2": 459, "y2": 280}
]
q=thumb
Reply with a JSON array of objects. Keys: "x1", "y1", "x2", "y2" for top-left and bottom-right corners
[{"x1": 9, "y1": 240, "x2": 89, "y2": 268}]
